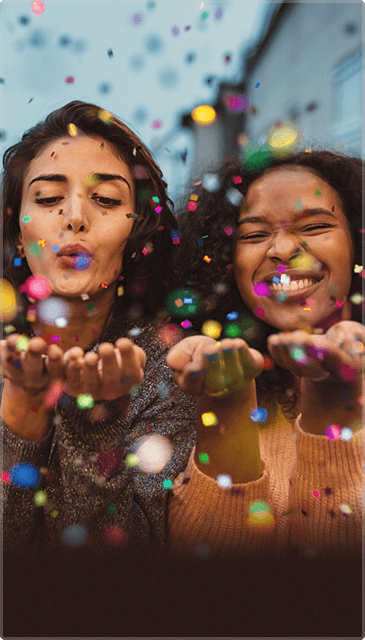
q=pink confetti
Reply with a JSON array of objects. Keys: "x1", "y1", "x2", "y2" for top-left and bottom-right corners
[
  {"x1": 180, "y1": 320, "x2": 192, "y2": 329},
  {"x1": 44, "y1": 379, "x2": 64, "y2": 409},
  {"x1": 253, "y1": 282, "x2": 271, "y2": 297},
  {"x1": 312, "y1": 490, "x2": 320, "y2": 499},
  {"x1": 188, "y1": 201, "x2": 197, "y2": 211},
  {"x1": 141, "y1": 247, "x2": 148, "y2": 255},
  {"x1": 31, "y1": 1, "x2": 45, "y2": 15},
  {"x1": 233, "y1": 176, "x2": 242, "y2": 184},
  {"x1": 254, "y1": 307, "x2": 266, "y2": 318},
  {"x1": 154, "y1": 205, "x2": 163, "y2": 213},
  {"x1": 276, "y1": 264, "x2": 287, "y2": 274},
  {"x1": 325, "y1": 425, "x2": 341, "y2": 440},
  {"x1": 224, "y1": 227, "x2": 233, "y2": 235},
  {"x1": 337, "y1": 364, "x2": 358, "y2": 382},
  {"x1": 334, "y1": 300, "x2": 343, "y2": 308},
  {"x1": 65, "y1": 76, "x2": 74, "y2": 84}
]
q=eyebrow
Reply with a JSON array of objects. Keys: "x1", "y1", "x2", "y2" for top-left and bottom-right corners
[
  {"x1": 238, "y1": 208, "x2": 338, "y2": 225},
  {"x1": 27, "y1": 173, "x2": 131, "y2": 193}
]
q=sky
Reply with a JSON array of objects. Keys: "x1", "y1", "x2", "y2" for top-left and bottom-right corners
[{"x1": 0, "y1": 0, "x2": 269, "y2": 200}]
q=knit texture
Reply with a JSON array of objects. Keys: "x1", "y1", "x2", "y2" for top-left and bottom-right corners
[
  {"x1": 1, "y1": 301, "x2": 197, "y2": 556},
  {"x1": 168, "y1": 409, "x2": 363, "y2": 560}
]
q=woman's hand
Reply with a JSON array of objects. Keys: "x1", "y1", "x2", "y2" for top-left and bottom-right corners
[
  {"x1": 62, "y1": 339, "x2": 146, "y2": 401},
  {"x1": 0, "y1": 333, "x2": 64, "y2": 395},
  {"x1": 267, "y1": 321, "x2": 365, "y2": 383},
  {"x1": 166, "y1": 335, "x2": 264, "y2": 397}
]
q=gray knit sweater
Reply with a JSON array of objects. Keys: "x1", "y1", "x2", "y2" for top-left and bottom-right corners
[{"x1": 1, "y1": 308, "x2": 197, "y2": 556}]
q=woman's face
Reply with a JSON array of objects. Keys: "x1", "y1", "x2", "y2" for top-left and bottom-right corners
[
  {"x1": 233, "y1": 168, "x2": 354, "y2": 331},
  {"x1": 18, "y1": 134, "x2": 135, "y2": 298}
]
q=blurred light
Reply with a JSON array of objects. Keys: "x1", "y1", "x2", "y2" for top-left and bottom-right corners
[
  {"x1": 225, "y1": 188, "x2": 243, "y2": 206},
  {"x1": 340, "y1": 427, "x2": 353, "y2": 441},
  {"x1": 191, "y1": 105, "x2": 216, "y2": 126},
  {"x1": 267, "y1": 122, "x2": 300, "y2": 154},
  {"x1": 225, "y1": 93, "x2": 249, "y2": 113},
  {"x1": 250, "y1": 407, "x2": 268, "y2": 422},
  {"x1": 44, "y1": 380, "x2": 64, "y2": 409},
  {"x1": 217, "y1": 474, "x2": 232, "y2": 488},
  {"x1": 34, "y1": 490, "x2": 47, "y2": 506},
  {"x1": 61, "y1": 524, "x2": 88, "y2": 548},
  {"x1": 9, "y1": 463, "x2": 40, "y2": 488},
  {"x1": 31, "y1": 1, "x2": 45, "y2": 15},
  {"x1": 77, "y1": 394, "x2": 95, "y2": 409},
  {"x1": 201, "y1": 320, "x2": 222, "y2": 339},
  {"x1": 133, "y1": 435, "x2": 173, "y2": 473},
  {"x1": 37, "y1": 297, "x2": 70, "y2": 325},
  {"x1": 25, "y1": 275, "x2": 52, "y2": 300},
  {"x1": 103, "y1": 524, "x2": 128, "y2": 546},
  {"x1": 1, "y1": 279, "x2": 17, "y2": 322},
  {"x1": 202, "y1": 173, "x2": 220, "y2": 192},
  {"x1": 201, "y1": 412, "x2": 218, "y2": 426}
]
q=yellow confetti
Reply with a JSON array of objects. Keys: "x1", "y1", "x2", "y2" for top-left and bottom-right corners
[
  {"x1": 68, "y1": 123, "x2": 78, "y2": 137},
  {"x1": 84, "y1": 174, "x2": 100, "y2": 185},
  {"x1": 0, "y1": 279, "x2": 17, "y2": 322},
  {"x1": 203, "y1": 255, "x2": 212, "y2": 263},
  {"x1": 201, "y1": 412, "x2": 218, "y2": 427},
  {"x1": 201, "y1": 320, "x2": 222, "y2": 340},
  {"x1": 289, "y1": 254, "x2": 314, "y2": 270},
  {"x1": 37, "y1": 239, "x2": 46, "y2": 247},
  {"x1": 117, "y1": 286, "x2": 124, "y2": 297},
  {"x1": 190, "y1": 194, "x2": 199, "y2": 201},
  {"x1": 98, "y1": 109, "x2": 113, "y2": 124}
]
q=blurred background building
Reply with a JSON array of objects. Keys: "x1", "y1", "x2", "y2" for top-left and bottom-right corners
[
  {"x1": 174, "y1": 0, "x2": 363, "y2": 205},
  {"x1": 1, "y1": 0, "x2": 363, "y2": 207}
]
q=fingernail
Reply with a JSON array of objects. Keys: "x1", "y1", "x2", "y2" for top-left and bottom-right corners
[
  {"x1": 222, "y1": 347, "x2": 233, "y2": 356},
  {"x1": 205, "y1": 352, "x2": 218, "y2": 363}
]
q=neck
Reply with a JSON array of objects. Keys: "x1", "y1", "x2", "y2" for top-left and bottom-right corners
[
  {"x1": 31, "y1": 284, "x2": 117, "y2": 352},
  {"x1": 313, "y1": 298, "x2": 352, "y2": 333}
]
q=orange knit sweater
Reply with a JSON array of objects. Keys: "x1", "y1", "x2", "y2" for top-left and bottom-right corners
[{"x1": 168, "y1": 410, "x2": 363, "y2": 560}]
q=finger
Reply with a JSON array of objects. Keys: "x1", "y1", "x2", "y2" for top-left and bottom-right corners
[
  {"x1": 171, "y1": 366, "x2": 206, "y2": 396},
  {"x1": 217, "y1": 342, "x2": 244, "y2": 391},
  {"x1": 204, "y1": 349, "x2": 227, "y2": 394},
  {"x1": 98, "y1": 342, "x2": 120, "y2": 387},
  {"x1": 64, "y1": 356, "x2": 84, "y2": 396},
  {"x1": 166, "y1": 335, "x2": 216, "y2": 372},
  {"x1": 83, "y1": 351, "x2": 102, "y2": 396},
  {"x1": 45, "y1": 344, "x2": 65, "y2": 379},
  {"x1": 115, "y1": 340, "x2": 145, "y2": 387},
  {"x1": 63, "y1": 346, "x2": 85, "y2": 367},
  {"x1": 21, "y1": 337, "x2": 49, "y2": 379}
]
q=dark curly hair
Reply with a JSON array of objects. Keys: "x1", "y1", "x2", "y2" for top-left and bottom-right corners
[
  {"x1": 1, "y1": 100, "x2": 178, "y2": 334},
  {"x1": 175, "y1": 149, "x2": 364, "y2": 419}
]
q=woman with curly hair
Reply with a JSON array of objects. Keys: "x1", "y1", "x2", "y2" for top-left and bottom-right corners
[
  {"x1": 165, "y1": 149, "x2": 364, "y2": 560},
  {"x1": 0, "y1": 100, "x2": 197, "y2": 556}
]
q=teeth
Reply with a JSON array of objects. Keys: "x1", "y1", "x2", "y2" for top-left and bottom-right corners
[{"x1": 270, "y1": 278, "x2": 317, "y2": 293}]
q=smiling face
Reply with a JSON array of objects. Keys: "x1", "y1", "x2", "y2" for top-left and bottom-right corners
[
  {"x1": 233, "y1": 168, "x2": 354, "y2": 331},
  {"x1": 18, "y1": 134, "x2": 135, "y2": 298}
]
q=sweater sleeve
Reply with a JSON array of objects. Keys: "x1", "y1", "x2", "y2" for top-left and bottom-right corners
[
  {"x1": 167, "y1": 446, "x2": 279, "y2": 560},
  {"x1": 287, "y1": 415, "x2": 363, "y2": 559},
  {"x1": 0, "y1": 378, "x2": 56, "y2": 555}
]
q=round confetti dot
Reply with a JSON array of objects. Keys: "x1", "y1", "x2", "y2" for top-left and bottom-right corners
[
  {"x1": 201, "y1": 173, "x2": 220, "y2": 192},
  {"x1": 107, "y1": 502, "x2": 117, "y2": 515},
  {"x1": 133, "y1": 435, "x2": 173, "y2": 473},
  {"x1": 162, "y1": 478, "x2": 173, "y2": 489},
  {"x1": 225, "y1": 94, "x2": 249, "y2": 113},
  {"x1": 254, "y1": 307, "x2": 266, "y2": 318},
  {"x1": 9, "y1": 463, "x2": 40, "y2": 488},
  {"x1": 1, "y1": 279, "x2": 17, "y2": 322},
  {"x1": 289, "y1": 347, "x2": 308, "y2": 365},
  {"x1": 16, "y1": 335, "x2": 30, "y2": 351},
  {"x1": 44, "y1": 379, "x2": 64, "y2": 409},
  {"x1": 76, "y1": 394, "x2": 95, "y2": 409},
  {"x1": 276, "y1": 292, "x2": 288, "y2": 303},
  {"x1": 340, "y1": 427, "x2": 353, "y2": 441},
  {"x1": 103, "y1": 524, "x2": 127, "y2": 547},
  {"x1": 217, "y1": 474, "x2": 232, "y2": 488},
  {"x1": 325, "y1": 424, "x2": 342, "y2": 440},
  {"x1": 151, "y1": 119, "x2": 164, "y2": 129},
  {"x1": 250, "y1": 407, "x2": 268, "y2": 422},
  {"x1": 350, "y1": 293, "x2": 364, "y2": 305},
  {"x1": 171, "y1": 25, "x2": 180, "y2": 36},
  {"x1": 129, "y1": 327, "x2": 142, "y2": 337},
  {"x1": 125, "y1": 453, "x2": 139, "y2": 467},
  {"x1": 25, "y1": 275, "x2": 52, "y2": 300},
  {"x1": 61, "y1": 524, "x2": 88, "y2": 548},
  {"x1": 31, "y1": 1, "x2": 45, "y2": 15},
  {"x1": 38, "y1": 297, "x2": 70, "y2": 325},
  {"x1": 289, "y1": 254, "x2": 314, "y2": 270},
  {"x1": 201, "y1": 320, "x2": 222, "y2": 340},
  {"x1": 201, "y1": 412, "x2": 218, "y2": 427},
  {"x1": 34, "y1": 490, "x2": 47, "y2": 506},
  {"x1": 199, "y1": 453, "x2": 209, "y2": 464},
  {"x1": 191, "y1": 105, "x2": 216, "y2": 127},
  {"x1": 226, "y1": 311, "x2": 239, "y2": 321},
  {"x1": 253, "y1": 282, "x2": 270, "y2": 297},
  {"x1": 131, "y1": 13, "x2": 144, "y2": 25}
]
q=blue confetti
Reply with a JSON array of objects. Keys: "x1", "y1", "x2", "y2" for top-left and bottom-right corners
[
  {"x1": 226, "y1": 311, "x2": 239, "y2": 321},
  {"x1": 250, "y1": 407, "x2": 268, "y2": 422},
  {"x1": 9, "y1": 463, "x2": 40, "y2": 488}
]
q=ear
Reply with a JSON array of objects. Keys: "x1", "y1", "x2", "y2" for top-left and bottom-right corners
[{"x1": 16, "y1": 232, "x2": 25, "y2": 258}]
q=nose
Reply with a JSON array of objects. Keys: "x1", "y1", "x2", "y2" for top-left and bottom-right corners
[
  {"x1": 61, "y1": 194, "x2": 90, "y2": 234},
  {"x1": 266, "y1": 230, "x2": 303, "y2": 263}
]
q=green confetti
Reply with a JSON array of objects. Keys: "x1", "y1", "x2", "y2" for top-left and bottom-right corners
[{"x1": 199, "y1": 452, "x2": 210, "y2": 464}]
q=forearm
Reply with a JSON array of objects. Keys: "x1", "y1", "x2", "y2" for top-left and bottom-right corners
[
  {"x1": 1, "y1": 378, "x2": 54, "y2": 442},
  {"x1": 194, "y1": 381, "x2": 262, "y2": 484},
  {"x1": 300, "y1": 375, "x2": 363, "y2": 436}
]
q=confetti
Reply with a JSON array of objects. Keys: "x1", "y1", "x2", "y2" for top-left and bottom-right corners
[
  {"x1": 76, "y1": 394, "x2": 95, "y2": 409},
  {"x1": 201, "y1": 412, "x2": 218, "y2": 427},
  {"x1": 180, "y1": 319, "x2": 192, "y2": 329},
  {"x1": 353, "y1": 264, "x2": 363, "y2": 273},
  {"x1": 172, "y1": 231, "x2": 180, "y2": 244},
  {"x1": 340, "y1": 427, "x2": 353, "y2": 441},
  {"x1": 101, "y1": 281, "x2": 108, "y2": 288},
  {"x1": 34, "y1": 490, "x2": 47, "y2": 507},
  {"x1": 61, "y1": 525, "x2": 88, "y2": 548},
  {"x1": 31, "y1": 1, "x2": 45, "y2": 15},
  {"x1": 203, "y1": 255, "x2": 211, "y2": 263},
  {"x1": 37, "y1": 238, "x2": 46, "y2": 247},
  {"x1": 226, "y1": 311, "x2": 239, "y2": 320},
  {"x1": 151, "y1": 119, "x2": 164, "y2": 130},
  {"x1": 226, "y1": 188, "x2": 243, "y2": 206},
  {"x1": 250, "y1": 407, "x2": 268, "y2": 422},
  {"x1": 191, "y1": 105, "x2": 216, "y2": 127},
  {"x1": 133, "y1": 435, "x2": 173, "y2": 473},
  {"x1": 155, "y1": 205, "x2": 163, "y2": 213},
  {"x1": 13, "y1": 257, "x2": 22, "y2": 267},
  {"x1": 312, "y1": 490, "x2": 320, "y2": 499},
  {"x1": 350, "y1": 293, "x2": 364, "y2": 305},
  {"x1": 254, "y1": 307, "x2": 266, "y2": 318},
  {"x1": 44, "y1": 380, "x2": 64, "y2": 409},
  {"x1": 81, "y1": 293, "x2": 90, "y2": 300},
  {"x1": 131, "y1": 13, "x2": 144, "y2": 25},
  {"x1": 201, "y1": 320, "x2": 222, "y2": 339},
  {"x1": 199, "y1": 453, "x2": 210, "y2": 464},
  {"x1": 103, "y1": 524, "x2": 127, "y2": 546},
  {"x1": 325, "y1": 424, "x2": 341, "y2": 440},
  {"x1": 217, "y1": 474, "x2": 232, "y2": 488},
  {"x1": 254, "y1": 82, "x2": 260, "y2": 88},
  {"x1": 117, "y1": 286, "x2": 124, "y2": 296},
  {"x1": 107, "y1": 49, "x2": 114, "y2": 58},
  {"x1": 253, "y1": 282, "x2": 270, "y2": 297},
  {"x1": 187, "y1": 201, "x2": 197, "y2": 211},
  {"x1": 38, "y1": 297, "x2": 69, "y2": 325},
  {"x1": 68, "y1": 124, "x2": 77, "y2": 137},
  {"x1": 65, "y1": 76, "x2": 75, "y2": 84},
  {"x1": 233, "y1": 176, "x2": 242, "y2": 184},
  {"x1": 9, "y1": 463, "x2": 40, "y2": 488}
]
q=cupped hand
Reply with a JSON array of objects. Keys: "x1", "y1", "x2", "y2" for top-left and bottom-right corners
[
  {"x1": 62, "y1": 338, "x2": 146, "y2": 401},
  {"x1": 0, "y1": 333, "x2": 64, "y2": 396},
  {"x1": 267, "y1": 321, "x2": 365, "y2": 383},
  {"x1": 166, "y1": 335, "x2": 264, "y2": 397}
]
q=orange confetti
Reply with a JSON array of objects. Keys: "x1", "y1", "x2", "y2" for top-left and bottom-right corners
[
  {"x1": 101, "y1": 281, "x2": 108, "y2": 288},
  {"x1": 203, "y1": 255, "x2": 212, "y2": 263}
]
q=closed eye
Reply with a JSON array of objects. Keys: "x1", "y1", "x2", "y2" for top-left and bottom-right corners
[
  {"x1": 302, "y1": 224, "x2": 333, "y2": 231},
  {"x1": 35, "y1": 196, "x2": 122, "y2": 208},
  {"x1": 238, "y1": 233, "x2": 269, "y2": 241}
]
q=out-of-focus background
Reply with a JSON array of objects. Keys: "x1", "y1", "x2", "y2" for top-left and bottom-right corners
[{"x1": 1, "y1": 0, "x2": 363, "y2": 206}]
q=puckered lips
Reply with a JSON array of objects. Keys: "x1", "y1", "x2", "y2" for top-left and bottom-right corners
[
  {"x1": 257, "y1": 269, "x2": 325, "y2": 301},
  {"x1": 57, "y1": 243, "x2": 93, "y2": 268}
]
